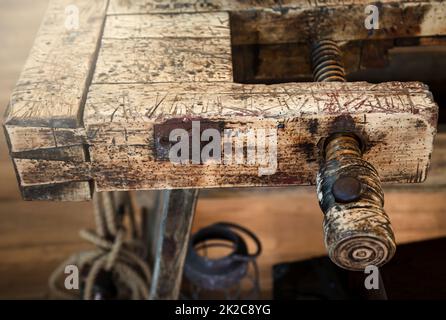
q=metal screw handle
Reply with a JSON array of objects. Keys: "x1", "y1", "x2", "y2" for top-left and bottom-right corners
[
  {"x1": 317, "y1": 135, "x2": 396, "y2": 271},
  {"x1": 311, "y1": 41, "x2": 396, "y2": 271}
]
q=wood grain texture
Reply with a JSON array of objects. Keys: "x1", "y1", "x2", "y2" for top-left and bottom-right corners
[
  {"x1": 104, "y1": 12, "x2": 230, "y2": 39},
  {"x1": 78, "y1": 2, "x2": 440, "y2": 195},
  {"x1": 150, "y1": 189, "x2": 198, "y2": 299},
  {"x1": 5, "y1": 126, "x2": 86, "y2": 153},
  {"x1": 3, "y1": 0, "x2": 442, "y2": 199},
  {"x1": 20, "y1": 181, "x2": 92, "y2": 201},
  {"x1": 230, "y1": 1, "x2": 446, "y2": 45},
  {"x1": 81, "y1": 81, "x2": 438, "y2": 191},
  {"x1": 108, "y1": 0, "x2": 297, "y2": 14},
  {"x1": 108, "y1": 0, "x2": 446, "y2": 45},
  {"x1": 84, "y1": 82, "x2": 436, "y2": 125},
  {"x1": 14, "y1": 158, "x2": 90, "y2": 186},
  {"x1": 11, "y1": 133, "x2": 446, "y2": 195},
  {"x1": 3, "y1": 0, "x2": 109, "y2": 200},
  {"x1": 12, "y1": 145, "x2": 86, "y2": 162},
  {"x1": 93, "y1": 37, "x2": 232, "y2": 83},
  {"x1": 108, "y1": 0, "x2": 445, "y2": 14},
  {"x1": 4, "y1": 0, "x2": 108, "y2": 127},
  {"x1": 95, "y1": 12, "x2": 232, "y2": 84}
]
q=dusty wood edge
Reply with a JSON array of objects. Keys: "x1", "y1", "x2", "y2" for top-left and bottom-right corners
[
  {"x1": 107, "y1": 0, "x2": 445, "y2": 14},
  {"x1": 8, "y1": 80, "x2": 439, "y2": 198},
  {"x1": 11, "y1": 128, "x2": 443, "y2": 199},
  {"x1": 20, "y1": 182, "x2": 92, "y2": 201},
  {"x1": 230, "y1": 2, "x2": 446, "y2": 45},
  {"x1": 14, "y1": 116, "x2": 438, "y2": 191},
  {"x1": 3, "y1": 0, "x2": 108, "y2": 201},
  {"x1": 11, "y1": 157, "x2": 92, "y2": 202},
  {"x1": 197, "y1": 129, "x2": 446, "y2": 196},
  {"x1": 107, "y1": 1, "x2": 446, "y2": 45},
  {"x1": 3, "y1": 126, "x2": 87, "y2": 153},
  {"x1": 4, "y1": 0, "x2": 109, "y2": 128},
  {"x1": 83, "y1": 81, "x2": 437, "y2": 128},
  {"x1": 2, "y1": 0, "x2": 110, "y2": 201},
  {"x1": 3, "y1": 123, "x2": 93, "y2": 201}
]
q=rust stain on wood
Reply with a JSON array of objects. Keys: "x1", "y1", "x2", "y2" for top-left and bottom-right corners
[{"x1": 3, "y1": 0, "x2": 442, "y2": 200}]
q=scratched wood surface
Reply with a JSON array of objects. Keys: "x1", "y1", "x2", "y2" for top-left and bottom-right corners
[
  {"x1": 1, "y1": 0, "x2": 446, "y2": 300},
  {"x1": 81, "y1": 81, "x2": 437, "y2": 191},
  {"x1": 4, "y1": 0, "x2": 107, "y2": 128},
  {"x1": 108, "y1": 0, "x2": 445, "y2": 13},
  {"x1": 3, "y1": 0, "x2": 442, "y2": 199},
  {"x1": 3, "y1": 0, "x2": 108, "y2": 200},
  {"x1": 108, "y1": 0, "x2": 446, "y2": 45},
  {"x1": 78, "y1": 8, "x2": 438, "y2": 192}
]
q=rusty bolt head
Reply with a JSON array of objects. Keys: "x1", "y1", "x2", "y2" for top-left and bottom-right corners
[{"x1": 332, "y1": 176, "x2": 362, "y2": 203}]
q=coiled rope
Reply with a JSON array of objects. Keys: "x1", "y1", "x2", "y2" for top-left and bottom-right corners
[{"x1": 49, "y1": 192, "x2": 151, "y2": 299}]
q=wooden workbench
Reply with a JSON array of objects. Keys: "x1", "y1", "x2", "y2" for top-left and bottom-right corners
[
  {"x1": 3, "y1": 0, "x2": 442, "y2": 201},
  {"x1": 1, "y1": 0, "x2": 446, "y2": 300}
]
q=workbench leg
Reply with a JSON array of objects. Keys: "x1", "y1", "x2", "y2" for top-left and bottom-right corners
[
  {"x1": 149, "y1": 189, "x2": 199, "y2": 300},
  {"x1": 134, "y1": 190, "x2": 162, "y2": 266}
]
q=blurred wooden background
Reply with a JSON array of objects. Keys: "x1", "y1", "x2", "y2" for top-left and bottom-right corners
[{"x1": 0, "y1": 0, "x2": 445, "y2": 299}]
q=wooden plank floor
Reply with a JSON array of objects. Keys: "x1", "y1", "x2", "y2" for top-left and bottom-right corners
[{"x1": 0, "y1": 0, "x2": 445, "y2": 299}]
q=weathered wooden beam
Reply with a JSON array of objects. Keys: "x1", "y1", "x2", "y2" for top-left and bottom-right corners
[
  {"x1": 12, "y1": 81, "x2": 437, "y2": 192},
  {"x1": 149, "y1": 189, "x2": 199, "y2": 299},
  {"x1": 93, "y1": 37, "x2": 232, "y2": 84},
  {"x1": 3, "y1": 0, "x2": 109, "y2": 200},
  {"x1": 4, "y1": 0, "x2": 108, "y2": 128},
  {"x1": 11, "y1": 115, "x2": 446, "y2": 201},
  {"x1": 11, "y1": 83, "x2": 438, "y2": 192},
  {"x1": 108, "y1": 0, "x2": 444, "y2": 14},
  {"x1": 20, "y1": 182, "x2": 92, "y2": 202},
  {"x1": 108, "y1": 0, "x2": 446, "y2": 45},
  {"x1": 81, "y1": 81, "x2": 438, "y2": 191},
  {"x1": 103, "y1": 12, "x2": 231, "y2": 39},
  {"x1": 94, "y1": 12, "x2": 232, "y2": 84},
  {"x1": 4, "y1": 1, "x2": 441, "y2": 200},
  {"x1": 4, "y1": 126, "x2": 86, "y2": 153},
  {"x1": 230, "y1": 1, "x2": 446, "y2": 45}
]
